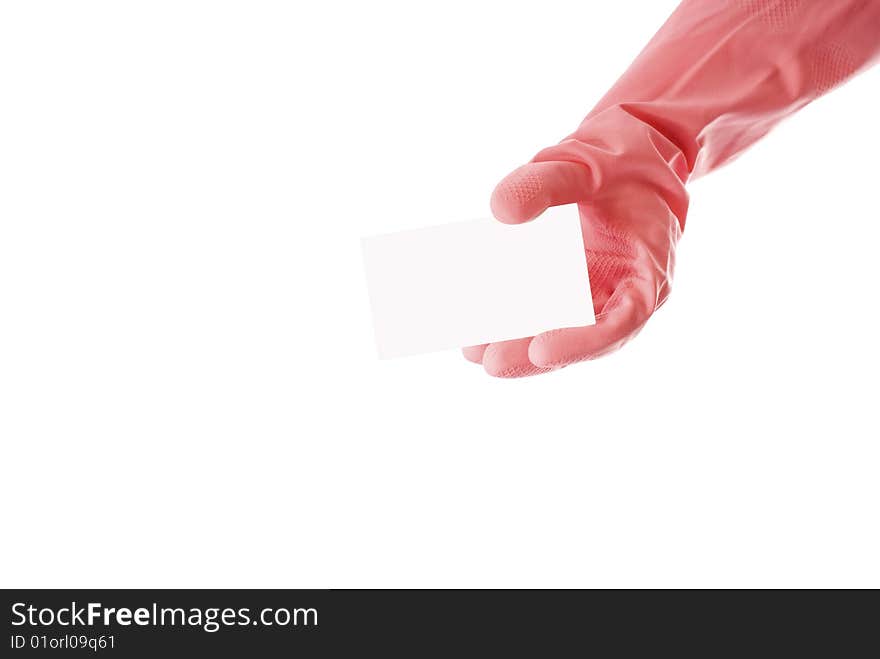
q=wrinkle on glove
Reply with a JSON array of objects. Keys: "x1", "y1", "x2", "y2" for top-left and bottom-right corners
[{"x1": 467, "y1": 0, "x2": 880, "y2": 377}]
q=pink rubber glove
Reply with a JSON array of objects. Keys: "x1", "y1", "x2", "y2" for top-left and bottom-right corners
[{"x1": 465, "y1": 0, "x2": 880, "y2": 378}]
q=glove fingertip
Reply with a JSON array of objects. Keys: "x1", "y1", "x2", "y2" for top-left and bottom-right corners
[
  {"x1": 461, "y1": 344, "x2": 488, "y2": 364},
  {"x1": 490, "y1": 165, "x2": 549, "y2": 225},
  {"x1": 527, "y1": 329, "x2": 574, "y2": 369}
]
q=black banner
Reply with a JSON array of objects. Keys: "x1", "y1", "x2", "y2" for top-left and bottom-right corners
[{"x1": 2, "y1": 589, "x2": 875, "y2": 656}]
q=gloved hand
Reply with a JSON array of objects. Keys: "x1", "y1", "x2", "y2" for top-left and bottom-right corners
[
  {"x1": 465, "y1": 0, "x2": 880, "y2": 378},
  {"x1": 463, "y1": 109, "x2": 687, "y2": 378}
]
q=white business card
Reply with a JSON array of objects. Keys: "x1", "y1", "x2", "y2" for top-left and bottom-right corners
[{"x1": 362, "y1": 205, "x2": 594, "y2": 359}]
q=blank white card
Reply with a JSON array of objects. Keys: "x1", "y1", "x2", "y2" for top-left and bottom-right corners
[{"x1": 362, "y1": 205, "x2": 594, "y2": 359}]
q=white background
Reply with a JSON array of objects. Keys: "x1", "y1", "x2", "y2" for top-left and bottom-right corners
[{"x1": 1, "y1": 0, "x2": 878, "y2": 588}]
